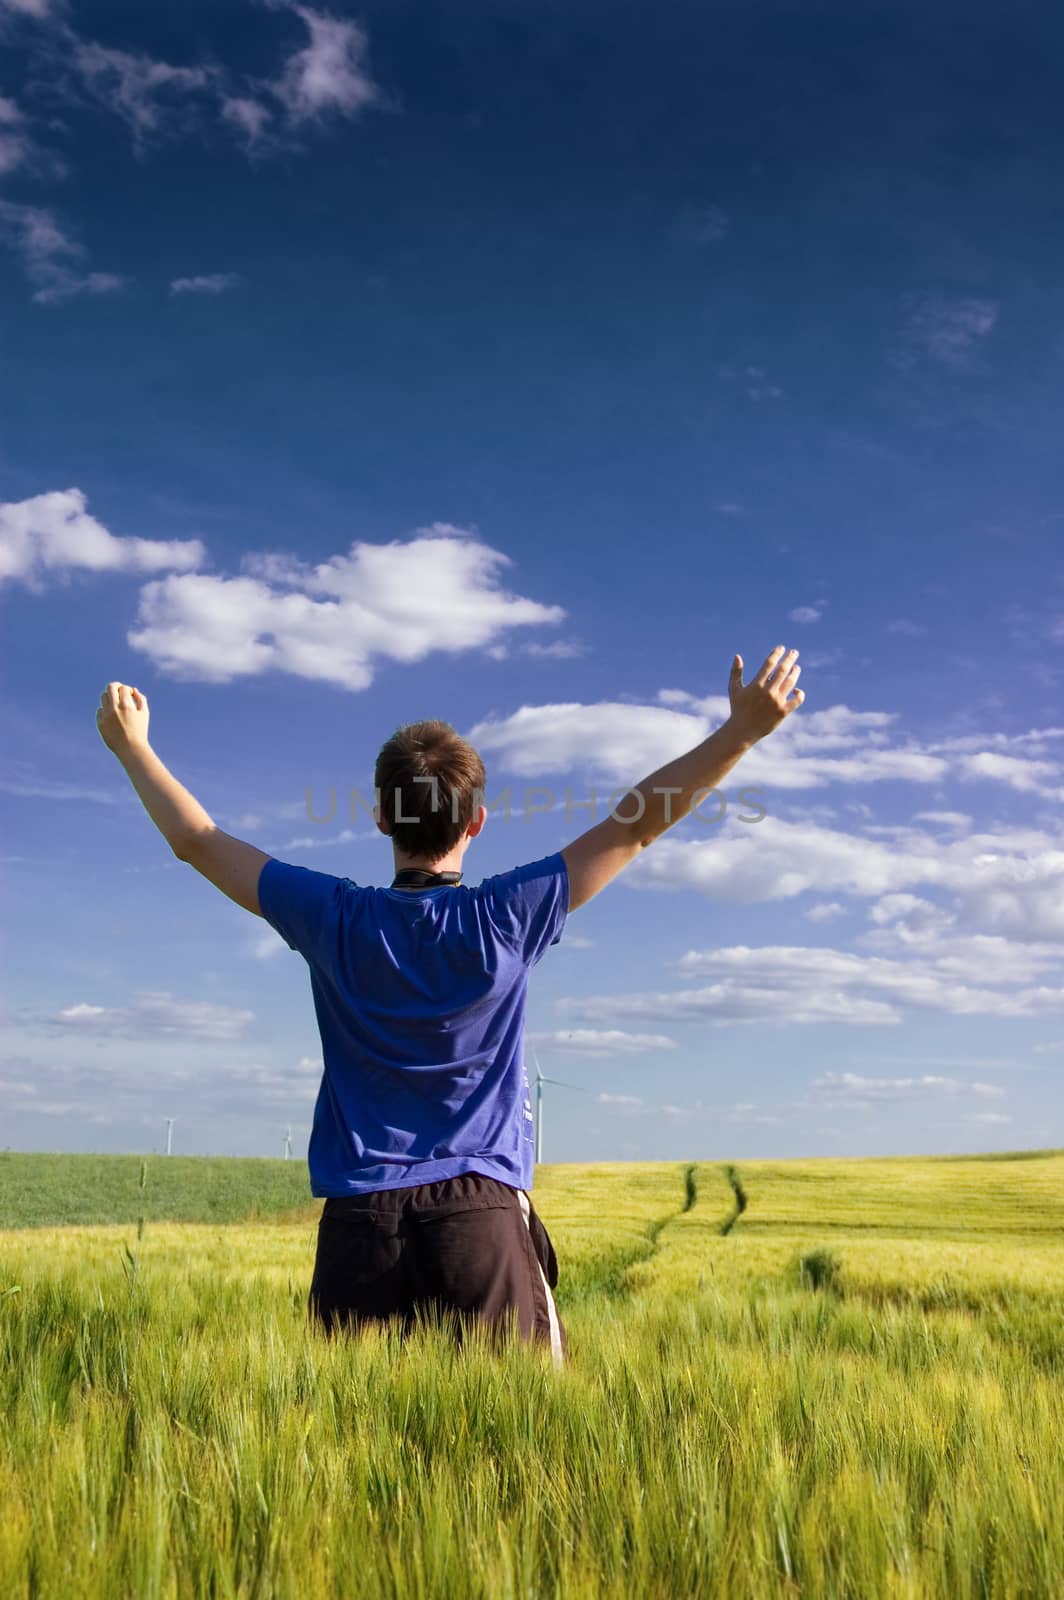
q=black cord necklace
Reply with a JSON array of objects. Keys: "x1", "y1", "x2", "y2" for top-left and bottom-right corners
[{"x1": 391, "y1": 867, "x2": 463, "y2": 889}]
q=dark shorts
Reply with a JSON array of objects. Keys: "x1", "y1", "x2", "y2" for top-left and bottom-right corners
[{"x1": 308, "y1": 1171, "x2": 568, "y2": 1365}]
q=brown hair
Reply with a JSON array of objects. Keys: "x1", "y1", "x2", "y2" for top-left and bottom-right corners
[{"x1": 374, "y1": 720, "x2": 486, "y2": 863}]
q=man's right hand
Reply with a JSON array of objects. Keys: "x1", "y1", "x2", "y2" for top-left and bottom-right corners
[{"x1": 728, "y1": 646, "x2": 804, "y2": 744}]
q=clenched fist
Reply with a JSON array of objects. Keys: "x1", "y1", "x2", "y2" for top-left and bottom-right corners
[{"x1": 96, "y1": 682, "x2": 150, "y2": 755}]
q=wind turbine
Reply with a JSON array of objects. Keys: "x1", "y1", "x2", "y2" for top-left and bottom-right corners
[
  {"x1": 283, "y1": 1125, "x2": 293, "y2": 1160},
  {"x1": 165, "y1": 1117, "x2": 174, "y2": 1156},
  {"x1": 529, "y1": 1049, "x2": 572, "y2": 1165}
]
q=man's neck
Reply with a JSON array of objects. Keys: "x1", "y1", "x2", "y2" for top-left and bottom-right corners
[
  {"x1": 392, "y1": 854, "x2": 463, "y2": 876},
  {"x1": 390, "y1": 854, "x2": 464, "y2": 889}
]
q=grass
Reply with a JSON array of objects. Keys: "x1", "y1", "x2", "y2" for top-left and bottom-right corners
[
  {"x1": 1, "y1": 1149, "x2": 1062, "y2": 1597},
  {"x1": 0, "y1": 1153, "x2": 312, "y2": 1229}
]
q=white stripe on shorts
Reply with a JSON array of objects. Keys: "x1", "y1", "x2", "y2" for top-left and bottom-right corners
[{"x1": 519, "y1": 1189, "x2": 565, "y2": 1368}]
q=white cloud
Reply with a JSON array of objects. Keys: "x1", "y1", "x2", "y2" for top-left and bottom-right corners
[
  {"x1": 598, "y1": 1092, "x2": 644, "y2": 1107},
  {"x1": 31, "y1": 270, "x2": 126, "y2": 307},
  {"x1": 129, "y1": 528, "x2": 564, "y2": 689},
  {"x1": 273, "y1": 6, "x2": 386, "y2": 123},
  {"x1": 73, "y1": 40, "x2": 217, "y2": 147},
  {"x1": 805, "y1": 901, "x2": 847, "y2": 922},
  {"x1": 682, "y1": 939, "x2": 1064, "y2": 1006},
  {"x1": 724, "y1": 1103, "x2": 781, "y2": 1124},
  {"x1": 169, "y1": 272, "x2": 241, "y2": 295},
  {"x1": 954, "y1": 750, "x2": 1062, "y2": 796},
  {"x1": 965, "y1": 1112, "x2": 1012, "y2": 1125},
  {"x1": 887, "y1": 618, "x2": 927, "y2": 637},
  {"x1": 788, "y1": 603, "x2": 825, "y2": 624},
  {"x1": 0, "y1": 201, "x2": 128, "y2": 304},
  {"x1": 249, "y1": 929, "x2": 285, "y2": 961},
  {"x1": 35, "y1": 4, "x2": 390, "y2": 163},
  {"x1": 0, "y1": 1047, "x2": 321, "y2": 1126},
  {"x1": 681, "y1": 204, "x2": 730, "y2": 243},
  {"x1": 469, "y1": 701, "x2": 706, "y2": 782},
  {"x1": 524, "y1": 639, "x2": 588, "y2": 659},
  {"x1": 913, "y1": 811, "x2": 972, "y2": 829},
  {"x1": 559, "y1": 930, "x2": 1064, "y2": 1031},
  {"x1": 0, "y1": 93, "x2": 33, "y2": 175},
  {"x1": 0, "y1": 761, "x2": 122, "y2": 804},
  {"x1": 866, "y1": 892, "x2": 956, "y2": 934},
  {"x1": 470, "y1": 688, "x2": 1062, "y2": 825},
  {"x1": 0, "y1": 0, "x2": 54, "y2": 14},
  {"x1": 220, "y1": 95, "x2": 273, "y2": 147},
  {"x1": 893, "y1": 293, "x2": 998, "y2": 371},
  {"x1": 561, "y1": 970, "x2": 900, "y2": 1029},
  {"x1": 814, "y1": 1071, "x2": 1006, "y2": 1106},
  {"x1": 528, "y1": 1028, "x2": 677, "y2": 1055},
  {"x1": 610, "y1": 814, "x2": 1064, "y2": 943},
  {"x1": 0, "y1": 488, "x2": 204, "y2": 591},
  {"x1": 468, "y1": 696, "x2": 973, "y2": 792},
  {"x1": 53, "y1": 991, "x2": 254, "y2": 1041}
]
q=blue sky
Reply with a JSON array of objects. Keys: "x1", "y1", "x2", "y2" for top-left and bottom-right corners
[{"x1": 2, "y1": 0, "x2": 1063, "y2": 1163}]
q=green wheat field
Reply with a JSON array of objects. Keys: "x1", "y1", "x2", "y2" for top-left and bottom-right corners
[{"x1": 1, "y1": 1148, "x2": 1062, "y2": 1598}]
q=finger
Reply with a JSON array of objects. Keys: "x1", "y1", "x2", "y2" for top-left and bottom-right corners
[
  {"x1": 754, "y1": 646, "x2": 786, "y2": 687},
  {"x1": 131, "y1": 687, "x2": 146, "y2": 709},
  {"x1": 730, "y1": 654, "x2": 744, "y2": 685},
  {"x1": 767, "y1": 648, "x2": 799, "y2": 688},
  {"x1": 777, "y1": 662, "x2": 802, "y2": 696}
]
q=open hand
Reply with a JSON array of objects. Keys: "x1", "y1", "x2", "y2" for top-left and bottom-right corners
[
  {"x1": 96, "y1": 682, "x2": 150, "y2": 755},
  {"x1": 728, "y1": 646, "x2": 804, "y2": 743}
]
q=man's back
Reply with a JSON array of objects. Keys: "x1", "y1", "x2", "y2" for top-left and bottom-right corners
[{"x1": 257, "y1": 852, "x2": 569, "y2": 1197}]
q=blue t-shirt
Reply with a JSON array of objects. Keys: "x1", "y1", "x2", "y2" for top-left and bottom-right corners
[{"x1": 257, "y1": 852, "x2": 569, "y2": 1197}]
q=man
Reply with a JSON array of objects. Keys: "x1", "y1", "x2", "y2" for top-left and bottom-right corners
[{"x1": 97, "y1": 644, "x2": 803, "y2": 1364}]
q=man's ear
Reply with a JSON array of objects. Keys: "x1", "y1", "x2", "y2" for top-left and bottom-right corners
[
  {"x1": 375, "y1": 809, "x2": 391, "y2": 838},
  {"x1": 466, "y1": 803, "x2": 488, "y2": 840}
]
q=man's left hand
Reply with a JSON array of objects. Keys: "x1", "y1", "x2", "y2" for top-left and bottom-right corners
[{"x1": 97, "y1": 682, "x2": 150, "y2": 755}]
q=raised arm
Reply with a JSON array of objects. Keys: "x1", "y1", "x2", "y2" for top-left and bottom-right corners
[
  {"x1": 560, "y1": 645, "x2": 804, "y2": 911},
  {"x1": 96, "y1": 681, "x2": 270, "y2": 916}
]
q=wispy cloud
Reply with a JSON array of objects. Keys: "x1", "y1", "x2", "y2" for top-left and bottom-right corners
[
  {"x1": 51, "y1": 992, "x2": 254, "y2": 1041},
  {"x1": 72, "y1": 40, "x2": 218, "y2": 150},
  {"x1": 0, "y1": 0, "x2": 56, "y2": 17},
  {"x1": 528, "y1": 1029, "x2": 677, "y2": 1055},
  {"x1": 788, "y1": 602, "x2": 826, "y2": 624},
  {"x1": 524, "y1": 639, "x2": 588, "y2": 660},
  {"x1": 892, "y1": 293, "x2": 998, "y2": 372},
  {"x1": 169, "y1": 272, "x2": 242, "y2": 295},
  {"x1": 0, "y1": 200, "x2": 128, "y2": 305},
  {"x1": 678, "y1": 203, "x2": 730, "y2": 244},
  {"x1": 814, "y1": 1071, "x2": 1005, "y2": 1106},
  {"x1": 39, "y1": 3, "x2": 393, "y2": 161},
  {"x1": 887, "y1": 618, "x2": 927, "y2": 637},
  {"x1": 0, "y1": 93, "x2": 37, "y2": 176},
  {"x1": 0, "y1": 1049, "x2": 321, "y2": 1127},
  {"x1": 559, "y1": 930, "x2": 1064, "y2": 1031},
  {"x1": 0, "y1": 488, "x2": 204, "y2": 591},
  {"x1": 0, "y1": 761, "x2": 122, "y2": 805}
]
